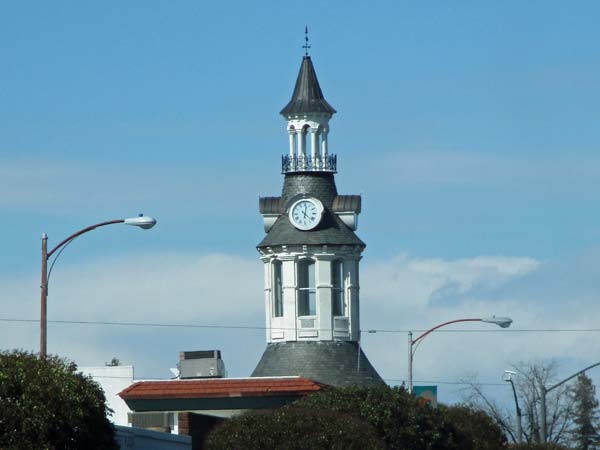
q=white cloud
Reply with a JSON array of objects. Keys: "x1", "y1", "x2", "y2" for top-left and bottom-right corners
[
  {"x1": 2, "y1": 249, "x2": 599, "y2": 404},
  {"x1": 0, "y1": 252, "x2": 265, "y2": 376},
  {"x1": 361, "y1": 254, "x2": 538, "y2": 315},
  {"x1": 359, "y1": 250, "x2": 600, "y2": 401},
  {"x1": 3, "y1": 252, "x2": 262, "y2": 323}
]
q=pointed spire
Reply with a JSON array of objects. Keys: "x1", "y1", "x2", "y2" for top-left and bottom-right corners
[
  {"x1": 280, "y1": 30, "x2": 336, "y2": 116},
  {"x1": 280, "y1": 56, "x2": 337, "y2": 116}
]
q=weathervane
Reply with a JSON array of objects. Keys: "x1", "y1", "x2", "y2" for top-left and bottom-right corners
[{"x1": 302, "y1": 26, "x2": 311, "y2": 56}]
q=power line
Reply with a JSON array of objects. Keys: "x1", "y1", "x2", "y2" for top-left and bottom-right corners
[
  {"x1": 91, "y1": 375, "x2": 505, "y2": 386},
  {"x1": 82, "y1": 374, "x2": 505, "y2": 387},
  {"x1": 82, "y1": 375, "x2": 168, "y2": 380},
  {"x1": 1, "y1": 318, "x2": 599, "y2": 333},
  {"x1": 384, "y1": 378, "x2": 506, "y2": 386},
  {"x1": 365, "y1": 328, "x2": 600, "y2": 333},
  {"x1": 2, "y1": 317, "x2": 600, "y2": 334},
  {"x1": 0, "y1": 318, "x2": 265, "y2": 330}
]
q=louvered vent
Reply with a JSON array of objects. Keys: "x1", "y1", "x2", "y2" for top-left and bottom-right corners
[{"x1": 128, "y1": 412, "x2": 173, "y2": 431}]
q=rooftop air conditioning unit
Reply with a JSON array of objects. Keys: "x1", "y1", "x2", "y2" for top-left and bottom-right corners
[{"x1": 178, "y1": 350, "x2": 226, "y2": 379}]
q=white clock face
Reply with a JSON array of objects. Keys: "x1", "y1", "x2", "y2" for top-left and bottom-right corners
[{"x1": 289, "y1": 198, "x2": 323, "y2": 230}]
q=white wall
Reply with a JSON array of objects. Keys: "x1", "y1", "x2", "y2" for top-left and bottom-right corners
[{"x1": 80, "y1": 365, "x2": 134, "y2": 426}]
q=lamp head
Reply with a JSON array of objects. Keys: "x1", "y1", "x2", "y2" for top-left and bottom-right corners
[
  {"x1": 482, "y1": 316, "x2": 513, "y2": 328},
  {"x1": 124, "y1": 214, "x2": 157, "y2": 230},
  {"x1": 503, "y1": 369, "x2": 517, "y2": 382}
]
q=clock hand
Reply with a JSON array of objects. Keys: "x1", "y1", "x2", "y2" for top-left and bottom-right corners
[{"x1": 301, "y1": 205, "x2": 309, "y2": 219}]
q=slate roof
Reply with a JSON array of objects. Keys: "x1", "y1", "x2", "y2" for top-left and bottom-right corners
[
  {"x1": 280, "y1": 56, "x2": 336, "y2": 116},
  {"x1": 251, "y1": 341, "x2": 385, "y2": 387},
  {"x1": 119, "y1": 377, "x2": 323, "y2": 401},
  {"x1": 257, "y1": 173, "x2": 365, "y2": 249},
  {"x1": 257, "y1": 212, "x2": 364, "y2": 248},
  {"x1": 281, "y1": 172, "x2": 338, "y2": 207}
]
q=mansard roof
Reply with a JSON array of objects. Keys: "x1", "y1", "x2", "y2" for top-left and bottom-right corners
[
  {"x1": 280, "y1": 56, "x2": 336, "y2": 116},
  {"x1": 257, "y1": 172, "x2": 365, "y2": 249}
]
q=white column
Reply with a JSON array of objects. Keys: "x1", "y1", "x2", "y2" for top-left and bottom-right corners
[
  {"x1": 316, "y1": 258, "x2": 333, "y2": 341},
  {"x1": 298, "y1": 128, "x2": 307, "y2": 164},
  {"x1": 262, "y1": 259, "x2": 272, "y2": 342},
  {"x1": 281, "y1": 258, "x2": 297, "y2": 341},
  {"x1": 310, "y1": 128, "x2": 318, "y2": 168},
  {"x1": 347, "y1": 257, "x2": 361, "y2": 342},
  {"x1": 288, "y1": 129, "x2": 296, "y2": 159},
  {"x1": 321, "y1": 129, "x2": 328, "y2": 166}
]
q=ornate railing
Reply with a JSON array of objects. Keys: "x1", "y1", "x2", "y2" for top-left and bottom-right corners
[{"x1": 282, "y1": 154, "x2": 337, "y2": 173}]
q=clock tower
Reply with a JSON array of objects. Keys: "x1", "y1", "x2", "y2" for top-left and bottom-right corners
[{"x1": 252, "y1": 51, "x2": 383, "y2": 387}]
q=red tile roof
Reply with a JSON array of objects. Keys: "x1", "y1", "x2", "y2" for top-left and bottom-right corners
[{"x1": 119, "y1": 377, "x2": 324, "y2": 401}]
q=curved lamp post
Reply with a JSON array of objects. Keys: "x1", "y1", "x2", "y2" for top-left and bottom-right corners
[
  {"x1": 408, "y1": 316, "x2": 513, "y2": 393},
  {"x1": 540, "y1": 361, "x2": 600, "y2": 443},
  {"x1": 40, "y1": 215, "x2": 157, "y2": 358}
]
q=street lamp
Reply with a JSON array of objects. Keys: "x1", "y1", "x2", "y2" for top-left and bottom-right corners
[
  {"x1": 408, "y1": 316, "x2": 513, "y2": 393},
  {"x1": 503, "y1": 369, "x2": 523, "y2": 443},
  {"x1": 540, "y1": 361, "x2": 600, "y2": 443},
  {"x1": 40, "y1": 215, "x2": 157, "y2": 358}
]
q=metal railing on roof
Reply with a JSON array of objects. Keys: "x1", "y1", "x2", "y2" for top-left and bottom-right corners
[{"x1": 281, "y1": 154, "x2": 337, "y2": 173}]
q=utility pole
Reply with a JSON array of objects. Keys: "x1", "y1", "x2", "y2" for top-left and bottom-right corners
[
  {"x1": 408, "y1": 331, "x2": 413, "y2": 393},
  {"x1": 504, "y1": 370, "x2": 523, "y2": 443},
  {"x1": 40, "y1": 233, "x2": 48, "y2": 358}
]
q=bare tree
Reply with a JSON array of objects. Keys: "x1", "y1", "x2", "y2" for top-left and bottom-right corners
[
  {"x1": 463, "y1": 379, "x2": 518, "y2": 442},
  {"x1": 463, "y1": 360, "x2": 576, "y2": 445}
]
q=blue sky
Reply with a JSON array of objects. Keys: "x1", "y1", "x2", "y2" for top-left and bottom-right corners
[{"x1": 2, "y1": 1, "x2": 600, "y2": 406}]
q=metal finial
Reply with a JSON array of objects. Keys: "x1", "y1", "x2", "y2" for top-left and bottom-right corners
[{"x1": 302, "y1": 26, "x2": 311, "y2": 56}]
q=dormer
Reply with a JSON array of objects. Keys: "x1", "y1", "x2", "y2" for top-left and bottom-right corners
[{"x1": 332, "y1": 195, "x2": 361, "y2": 231}]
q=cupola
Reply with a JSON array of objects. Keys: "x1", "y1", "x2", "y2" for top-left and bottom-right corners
[{"x1": 281, "y1": 54, "x2": 337, "y2": 173}]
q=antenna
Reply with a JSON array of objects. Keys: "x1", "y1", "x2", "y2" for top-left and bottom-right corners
[{"x1": 302, "y1": 26, "x2": 311, "y2": 56}]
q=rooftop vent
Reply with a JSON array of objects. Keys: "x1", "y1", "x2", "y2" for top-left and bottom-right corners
[{"x1": 178, "y1": 350, "x2": 225, "y2": 379}]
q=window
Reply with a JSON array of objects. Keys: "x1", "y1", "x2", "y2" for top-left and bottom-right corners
[
  {"x1": 298, "y1": 260, "x2": 316, "y2": 316},
  {"x1": 332, "y1": 260, "x2": 345, "y2": 316},
  {"x1": 272, "y1": 260, "x2": 283, "y2": 317}
]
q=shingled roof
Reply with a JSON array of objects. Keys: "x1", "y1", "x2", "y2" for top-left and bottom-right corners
[
  {"x1": 119, "y1": 376, "x2": 325, "y2": 412},
  {"x1": 257, "y1": 212, "x2": 364, "y2": 248},
  {"x1": 119, "y1": 376, "x2": 323, "y2": 400},
  {"x1": 280, "y1": 56, "x2": 336, "y2": 116},
  {"x1": 257, "y1": 172, "x2": 365, "y2": 249},
  {"x1": 252, "y1": 341, "x2": 385, "y2": 387}
]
